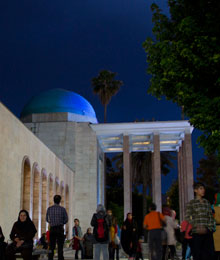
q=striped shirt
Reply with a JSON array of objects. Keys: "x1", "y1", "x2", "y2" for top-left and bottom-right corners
[
  {"x1": 185, "y1": 198, "x2": 215, "y2": 233},
  {"x1": 46, "y1": 204, "x2": 68, "y2": 227}
]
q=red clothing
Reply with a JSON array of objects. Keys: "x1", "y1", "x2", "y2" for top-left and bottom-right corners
[
  {"x1": 181, "y1": 220, "x2": 192, "y2": 239},
  {"x1": 46, "y1": 230, "x2": 50, "y2": 242}
]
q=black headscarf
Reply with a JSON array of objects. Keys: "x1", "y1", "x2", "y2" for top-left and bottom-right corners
[
  {"x1": 16, "y1": 210, "x2": 34, "y2": 230},
  {"x1": 121, "y1": 213, "x2": 138, "y2": 256},
  {"x1": 10, "y1": 210, "x2": 37, "y2": 241}
]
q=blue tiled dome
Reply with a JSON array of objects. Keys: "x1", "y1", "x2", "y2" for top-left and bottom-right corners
[{"x1": 21, "y1": 89, "x2": 97, "y2": 123}]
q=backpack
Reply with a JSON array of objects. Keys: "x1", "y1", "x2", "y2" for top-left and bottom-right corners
[{"x1": 94, "y1": 215, "x2": 109, "y2": 242}]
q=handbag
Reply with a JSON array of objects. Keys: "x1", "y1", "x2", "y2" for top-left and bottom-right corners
[
  {"x1": 175, "y1": 228, "x2": 184, "y2": 243},
  {"x1": 114, "y1": 234, "x2": 120, "y2": 245}
]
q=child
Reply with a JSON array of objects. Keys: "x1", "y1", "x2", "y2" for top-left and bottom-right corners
[
  {"x1": 72, "y1": 218, "x2": 84, "y2": 259},
  {"x1": 83, "y1": 228, "x2": 94, "y2": 259},
  {"x1": 136, "y1": 237, "x2": 144, "y2": 260}
]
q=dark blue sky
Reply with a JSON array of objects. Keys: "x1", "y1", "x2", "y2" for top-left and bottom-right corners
[{"x1": 0, "y1": 0, "x2": 204, "y2": 191}]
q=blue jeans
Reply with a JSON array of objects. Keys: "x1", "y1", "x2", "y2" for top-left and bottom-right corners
[{"x1": 94, "y1": 243, "x2": 109, "y2": 260}]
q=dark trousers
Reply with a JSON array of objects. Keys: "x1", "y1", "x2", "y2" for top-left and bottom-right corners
[
  {"x1": 148, "y1": 229, "x2": 162, "y2": 260},
  {"x1": 75, "y1": 243, "x2": 84, "y2": 259},
  {"x1": 0, "y1": 242, "x2": 7, "y2": 260},
  {"x1": 162, "y1": 245, "x2": 175, "y2": 260},
  {"x1": 135, "y1": 252, "x2": 143, "y2": 260},
  {"x1": 182, "y1": 238, "x2": 193, "y2": 259},
  {"x1": 48, "y1": 225, "x2": 65, "y2": 260},
  {"x1": 215, "y1": 252, "x2": 220, "y2": 260},
  {"x1": 6, "y1": 243, "x2": 32, "y2": 260},
  {"x1": 109, "y1": 244, "x2": 119, "y2": 260},
  {"x1": 192, "y1": 232, "x2": 215, "y2": 260}
]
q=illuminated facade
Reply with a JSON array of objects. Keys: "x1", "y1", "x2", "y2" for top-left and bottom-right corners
[{"x1": 0, "y1": 88, "x2": 193, "y2": 239}]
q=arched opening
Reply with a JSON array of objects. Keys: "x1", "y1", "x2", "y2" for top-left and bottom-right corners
[
  {"x1": 49, "y1": 175, "x2": 54, "y2": 207},
  {"x1": 60, "y1": 181, "x2": 64, "y2": 206},
  {"x1": 55, "y1": 177, "x2": 59, "y2": 195},
  {"x1": 32, "y1": 163, "x2": 40, "y2": 235},
  {"x1": 22, "y1": 157, "x2": 31, "y2": 211},
  {"x1": 41, "y1": 169, "x2": 47, "y2": 235}
]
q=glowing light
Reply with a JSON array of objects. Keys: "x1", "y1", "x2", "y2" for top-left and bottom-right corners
[
  {"x1": 160, "y1": 140, "x2": 178, "y2": 144},
  {"x1": 106, "y1": 148, "x2": 123, "y2": 151},
  {"x1": 133, "y1": 141, "x2": 150, "y2": 145}
]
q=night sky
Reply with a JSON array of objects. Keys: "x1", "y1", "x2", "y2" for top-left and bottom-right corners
[{"x1": 0, "y1": 0, "x2": 204, "y2": 192}]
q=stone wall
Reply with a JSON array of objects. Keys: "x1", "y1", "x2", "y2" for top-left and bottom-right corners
[{"x1": 0, "y1": 103, "x2": 74, "y2": 239}]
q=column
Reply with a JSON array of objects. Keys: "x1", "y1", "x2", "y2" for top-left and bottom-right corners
[
  {"x1": 123, "y1": 135, "x2": 132, "y2": 217},
  {"x1": 183, "y1": 133, "x2": 194, "y2": 201},
  {"x1": 152, "y1": 133, "x2": 162, "y2": 212},
  {"x1": 178, "y1": 146, "x2": 185, "y2": 221}
]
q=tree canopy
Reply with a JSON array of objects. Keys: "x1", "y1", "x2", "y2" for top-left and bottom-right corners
[{"x1": 143, "y1": 0, "x2": 220, "y2": 156}]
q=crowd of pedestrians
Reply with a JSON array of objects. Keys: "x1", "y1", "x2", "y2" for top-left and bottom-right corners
[{"x1": 1, "y1": 181, "x2": 220, "y2": 260}]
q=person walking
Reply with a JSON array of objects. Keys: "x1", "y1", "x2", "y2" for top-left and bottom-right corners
[
  {"x1": 121, "y1": 213, "x2": 138, "y2": 260},
  {"x1": 143, "y1": 203, "x2": 165, "y2": 260},
  {"x1": 162, "y1": 206, "x2": 178, "y2": 260},
  {"x1": 46, "y1": 195, "x2": 68, "y2": 260},
  {"x1": 6, "y1": 210, "x2": 37, "y2": 260},
  {"x1": 72, "y1": 218, "x2": 84, "y2": 259},
  {"x1": 185, "y1": 182, "x2": 215, "y2": 260},
  {"x1": 91, "y1": 204, "x2": 111, "y2": 260}
]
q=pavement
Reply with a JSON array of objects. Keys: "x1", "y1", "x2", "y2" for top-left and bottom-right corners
[{"x1": 50, "y1": 245, "x2": 182, "y2": 260}]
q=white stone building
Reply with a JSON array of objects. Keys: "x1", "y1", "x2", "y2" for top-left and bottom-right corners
[{"x1": 0, "y1": 88, "x2": 194, "y2": 239}]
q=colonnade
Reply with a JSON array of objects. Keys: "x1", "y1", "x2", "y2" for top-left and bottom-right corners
[
  {"x1": 122, "y1": 133, "x2": 194, "y2": 220},
  {"x1": 22, "y1": 157, "x2": 69, "y2": 238}
]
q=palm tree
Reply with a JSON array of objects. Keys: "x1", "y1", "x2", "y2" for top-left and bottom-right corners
[{"x1": 91, "y1": 70, "x2": 123, "y2": 123}]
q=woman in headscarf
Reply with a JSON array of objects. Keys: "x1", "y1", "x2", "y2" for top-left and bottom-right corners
[
  {"x1": 6, "y1": 209, "x2": 37, "y2": 260},
  {"x1": 213, "y1": 193, "x2": 220, "y2": 260},
  {"x1": 72, "y1": 218, "x2": 84, "y2": 259},
  {"x1": 162, "y1": 206, "x2": 178, "y2": 260},
  {"x1": 121, "y1": 213, "x2": 138, "y2": 260}
]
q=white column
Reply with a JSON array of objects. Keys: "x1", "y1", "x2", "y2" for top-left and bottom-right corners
[
  {"x1": 123, "y1": 135, "x2": 132, "y2": 217},
  {"x1": 152, "y1": 133, "x2": 162, "y2": 212}
]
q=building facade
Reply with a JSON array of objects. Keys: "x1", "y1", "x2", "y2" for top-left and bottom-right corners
[{"x1": 0, "y1": 88, "x2": 194, "y2": 239}]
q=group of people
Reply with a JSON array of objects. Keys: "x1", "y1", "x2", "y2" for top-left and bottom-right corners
[
  {"x1": 0, "y1": 195, "x2": 128, "y2": 260},
  {"x1": 0, "y1": 194, "x2": 67, "y2": 260},
  {"x1": 1, "y1": 181, "x2": 220, "y2": 260},
  {"x1": 143, "y1": 182, "x2": 220, "y2": 260}
]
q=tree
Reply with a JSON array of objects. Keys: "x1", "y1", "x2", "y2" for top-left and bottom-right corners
[
  {"x1": 91, "y1": 70, "x2": 123, "y2": 123},
  {"x1": 143, "y1": 0, "x2": 220, "y2": 156},
  {"x1": 197, "y1": 154, "x2": 220, "y2": 202}
]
